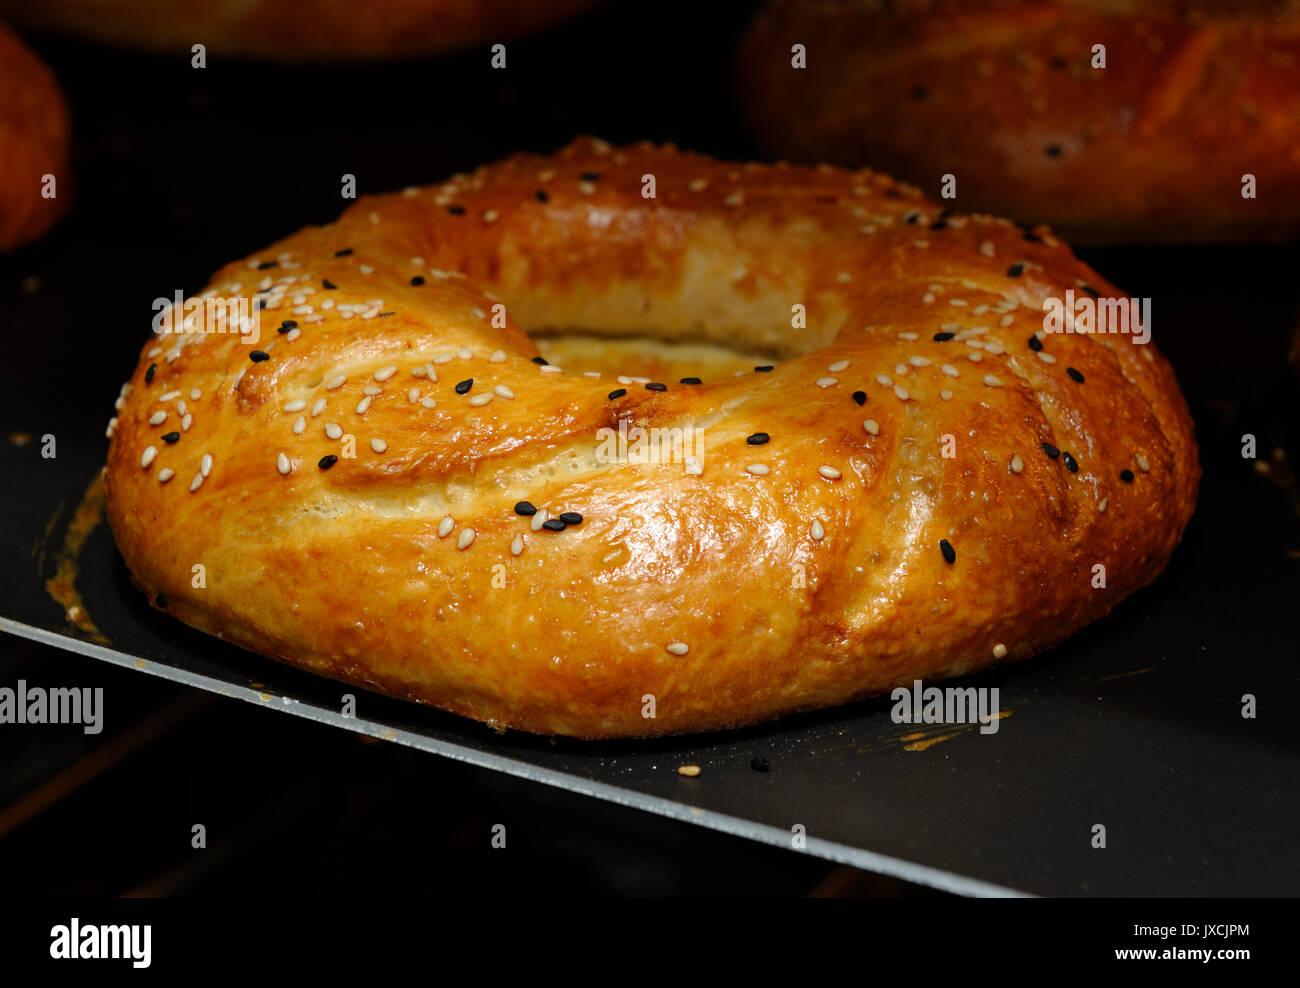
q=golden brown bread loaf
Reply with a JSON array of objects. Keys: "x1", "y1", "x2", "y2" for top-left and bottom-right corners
[
  {"x1": 738, "y1": 0, "x2": 1300, "y2": 244},
  {"x1": 0, "y1": 22, "x2": 69, "y2": 251},
  {"x1": 1, "y1": 0, "x2": 602, "y2": 60},
  {"x1": 103, "y1": 138, "x2": 1199, "y2": 738}
]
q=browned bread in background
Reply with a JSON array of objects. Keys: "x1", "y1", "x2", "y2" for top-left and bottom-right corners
[
  {"x1": 0, "y1": 22, "x2": 69, "y2": 251},
  {"x1": 0, "y1": 0, "x2": 603, "y2": 60},
  {"x1": 738, "y1": 0, "x2": 1300, "y2": 244},
  {"x1": 104, "y1": 138, "x2": 1198, "y2": 738}
]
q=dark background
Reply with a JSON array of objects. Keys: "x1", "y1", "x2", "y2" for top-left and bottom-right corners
[{"x1": 1, "y1": 0, "x2": 1297, "y2": 896}]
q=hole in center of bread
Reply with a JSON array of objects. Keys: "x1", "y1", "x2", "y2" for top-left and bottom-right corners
[{"x1": 529, "y1": 332, "x2": 772, "y2": 382}]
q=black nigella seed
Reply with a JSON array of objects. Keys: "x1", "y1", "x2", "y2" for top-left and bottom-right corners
[
  {"x1": 580, "y1": 170, "x2": 600, "y2": 181},
  {"x1": 536, "y1": 189, "x2": 549, "y2": 202},
  {"x1": 939, "y1": 207, "x2": 955, "y2": 219},
  {"x1": 250, "y1": 350, "x2": 269, "y2": 362},
  {"x1": 155, "y1": 593, "x2": 168, "y2": 609},
  {"x1": 1049, "y1": 55, "x2": 1067, "y2": 70},
  {"x1": 322, "y1": 279, "x2": 337, "y2": 290},
  {"x1": 161, "y1": 431, "x2": 180, "y2": 443},
  {"x1": 607, "y1": 388, "x2": 627, "y2": 400},
  {"x1": 933, "y1": 332, "x2": 955, "y2": 342},
  {"x1": 645, "y1": 382, "x2": 667, "y2": 392},
  {"x1": 542, "y1": 518, "x2": 566, "y2": 532},
  {"x1": 1063, "y1": 452, "x2": 1079, "y2": 473},
  {"x1": 1045, "y1": 144, "x2": 1063, "y2": 158},
  {"x1": 1042, "y1": 442, "x2": 1060, "y2": 459},
  {"x1": 278, "y1": 320, "x2": 297, "y2": 334},
  {"x1": 514, "y1": 501, "x2": 537, "y2": 516},
  {"x1": 910, "y1": 85, "x2": 928, "y2": 100},
  {"x1": 531, "y1": 356, "x2": 548, "y2": 365},
  {"x1": 1024, "y1": 230, "x2": 1044, "y2": 243},
  {"x1": 410, "y1": 276, "x2": 424, "y2": 286},
  {"x1": 930, "y1": 220, "x2": 948, "y2": 231},
  {"x1": 559, "y1": 512, "x2": 583, "y2": 526},
  {"x1": 334, "y1": 248, "x2": 353, "y2": 257},
  {"x1": 255, "y1": 298, "x2": 266, "y2": 310},
  {"x1": 1028, "y1": 335, "x2": 1043, "y2": 351},
  {"x1": 378, "y1": 312, "x2": 394, "y2": 318},
  {"x1": 852, "y1": 390, "x2": 867, "y2": 406},
  {"x1": 145, "y1": 363, "x2": 156, "y2": 383},
  {"x1": 747, "y1": 432, "x2": 770, "y2": 446},
  {"x1": 905, "y1": 211, "x2": 922, "y2": 225},
  {"x1": 1120, "y1": 469, "x2": 1135, "y2": 483},
  {"x1": 318, "y1": 454, "x2": 338, "y2": 470},
  {"x1": 1081, "y1": 284, "x2": 1100, "y2": 298},
  {"x1": 455, "y1": 379, "x2": 473, "y2": 395},
  {"x1": 1007, "y1": 263, "x2": 1025, "y2": 278},
  {"x1": 754, "y1": 365, "x2": 774, "y2": 372},
  {"x1": 1067, "y1": 367, "x2": 1085, "y2": 383},
  {"x1": 750, "y1": 756, "x2": 771, "y2": 772},
  {"x1": 447, "y1": 205, "x2": 465, "y2": 215},
  {"x1": 680, "y1": 377, "x2": 702, "y2": 385},
  {"x1": 940, "y1": 539, "x2": 957, "y2": 564},
  {"x1": 257, "y1": 260, "x2": 277, "y2": 270}
]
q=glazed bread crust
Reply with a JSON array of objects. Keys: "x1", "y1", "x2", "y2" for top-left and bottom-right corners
[
  {"x1": 1, "y1": 0, "x2": 601, "y2": 60},
  {"x1": 738, "y1": 0, "x2": 1300, "y2": 244},
  {"x1": 104, "y1": 138, "x2": 1198, "y2": 738},
  {"x1": 0, "y1": 23, "x2": 69, "y2": 251}
]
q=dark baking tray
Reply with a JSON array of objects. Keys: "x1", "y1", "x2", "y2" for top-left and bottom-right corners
[{"x1": 2, "y1": 4, "x2": 1299, "y2": 896}]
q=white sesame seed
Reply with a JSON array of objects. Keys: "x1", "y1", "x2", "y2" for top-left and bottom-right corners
[
  {"x1": 284, "y1": 399, "x2": 307, "y2": 413},
  {"x1": 493, "y1": 385, "x2": 515, "y2": 399},
  {"x1": 420, "y1": 397, "x2": 435, "y2": 408},
  {"x1": 468, "y1": 393, "x2": 492, "y2": 407},
  {"x1": 434, "y1": 352, "x2": 454, "y2": 364},
  {"x1": 689, "y1": 178, "x2": 707, "y2": 192},
  {"x1": 160, "y1": 390, "x2": 180, "y2": 401},
  {"x1": 157, "y1": 468, "x2": 174, "y2": 483},
  {"x1": 810, "y1": 519, "x2": 825, "y2": 540},
  {"x1": 489, "y1": 350, "x2": 507, "y2": 363},
  {"x1": 992, "y1": 643, "x2": 1008, "y2": 659},
  {"x1": 459, "y1": 347, "x2": 473, "y2": 359},
  {"x1": 277, "y1": 453, "x2": 291, "y2": 475},
  {"x1": 359, "y1": 264, "x2": 374, "y2": 275},
  {"x1": 828, "y1": 360, "x2": 849, "y2": 372},
  {"x1": 818, "y1": 465, "x2": 841, "y2": 480},
  {"x1": 374, "y1": 365, "x2": 397, "y2": 382},
  {"x1": 148, "y1": 410, "x2": 167, "y2": 426},
  {"x1": 363, "y1": 385, "x2": 382, "y2": 396},
  {"x1": 438, "y1": 517, "x2": 455, "y2": 538},
  {"x1": 898, "y1": 332, "x2": 919, "y2": 341},
  {"x1": 141, "y1": 446, "x2": 157, "y2": 468},
  {"x1": 483, "y1": 209, "x2": 500, "y2": 223},
  {"x1": 1136, "y1": 453, "x2": 1151, "y2": 472},
  {"x1": 1098, "y1": 498, "x2": 1108, "y2": 513},
  {"x1": 816, "y1": 377, "x2": 838, "y2": 388},
  {"x1": 530, "y1": 509, "x2": 548, "y2": 532},
  {"x1": 746, "y1": 463, "x2": 770, "y2": 476},
  {"x1": 189, "y1": 473, "x2": 203, "y2": 492},
  {"x1": 941, "y1": 364, "x2": 959, "y2": 377},
  {"x1": 940, "y1": 389, "x2": 953, "y2": 400},
  {"x1": 324, "y1": 374, "x2": 346, "y2": 390},
  {"x1": 863, "y1": 419, "x2": 879, "y2": 436},
  {"x1": 1011, "y1": 454, "x2": 1024, "y2": 473},
  {"x1": 894, "y1": 385, "x2": 910, "y2": 401},
  {"x1": 666, "y1": 642, "x2": 690, "y2": 656},
  {"x1": 968, "y1": 352, "x2": 983, "y2": 362},
  {"x1": 724, "y1": 191, "x2": 744, "y2": 206},
  {"x1": 190, "y1": 388, "x2": 201, "y2": 400},
  {"x1": 408, "y1": 387, "x2": 421, "y2": 402},
  {"x1": 540, "y1": 365, "x2": 562, "y2": 374},
  {"x1": 909, "y1": 355, "x2": 931, "y2": 367},
  {"x1": 983, "y1": 374, "x2": 1002, "y2": 387},
  {"x1": 325, "y1": 422, "x2": 342, "y2": 440},
  {"x1": 177, "y1": 400, "x2": 187, "y2": 416},
  {"x1": 1037, "y1": 351, "x2": 1057, "y2": 364},
  {"x1": 292, "y1": 415, "x2": 306, "y2": 434},
  {"x1": 876, "y1": 374, "x2": 892, "y2": 387},
  {"x1": 457, "y1": 528, "x2": 476, "y2": 549},
  {"x1": 181, "y1": 413, "x2": 193, "y2": 432},
  {"x1": 355, "y1": 395, "x2": 372, "y2": 415},
  {"x1": 370, "y1": 438, "x2": 387, "y2": 453},
  {"x1": 309, "y1": 398, "x2": 325, "y2": 417},
  {"x1": 424, "y1": 362, "x2": 438, "y2": 381},
  {"x1": 684, "y1": 455, "x2": 703, "y2": 476},
  {"x1": 201, "y1": 453, "x2": 213, "y2": 477}
]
